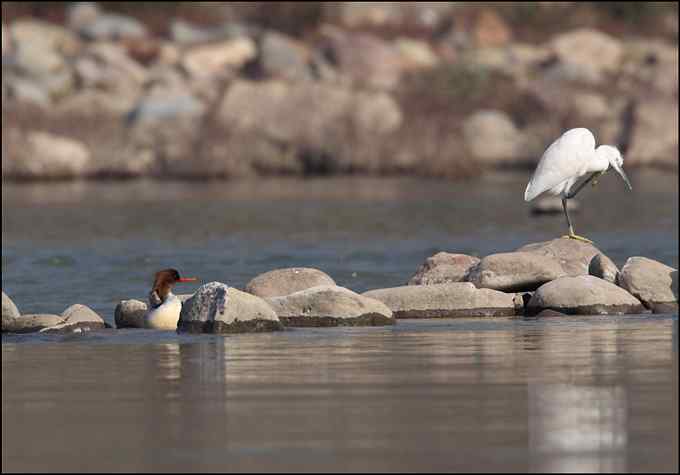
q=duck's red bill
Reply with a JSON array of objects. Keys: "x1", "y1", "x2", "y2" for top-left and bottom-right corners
[{"x1": 178, "y1": 278, "x2": 198, "y2": 283}]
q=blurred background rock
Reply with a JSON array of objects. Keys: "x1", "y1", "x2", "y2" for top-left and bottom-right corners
[{"x1": 1, "y1": 1, "x2": 677, "y2": 182}]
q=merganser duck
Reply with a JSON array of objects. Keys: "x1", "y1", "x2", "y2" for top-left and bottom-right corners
[{"x1": 144, "y1": 269, "x2": 197, "y2": 330}]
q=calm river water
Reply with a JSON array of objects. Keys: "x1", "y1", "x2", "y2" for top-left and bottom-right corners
[{"x1": 2, "y1": 171, "x2": 678, "y2": 472}]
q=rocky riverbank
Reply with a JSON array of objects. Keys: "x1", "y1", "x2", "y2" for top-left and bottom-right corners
[
  {"x1": 1, "y1": 2, "x2": 678, "y2": 181},
  {"x1": 2, "y1": 238, "x2": 677, "y2": 336}
]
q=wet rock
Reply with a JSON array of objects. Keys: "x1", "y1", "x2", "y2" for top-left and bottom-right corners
[
  {"x1": 531, "y1": 197, "x2": 580, "y2": 215},
  {"x1": 40, "y1": 304, "x2": 106, "y2": 334},
  {"x1": 408, "y1": 252, "x2": 480, "y2": 285},
  {"x1": 463, "y1": 110, "x2": 525, "y2": 166},
  {"x1": 5, "y1": 131, "x2": 91, "y2": 180},
  {"x1": 527, "y1": 275, "x2": 647, "y2": 316},
  {"x1": 550, "y1": 29, "x2": 623, "y2": 84},
  {"x1": 617, "y1": 257, "x2": 678, "y2": 313},
  {"x1": 363, "y1": 283, "x2": 518, "y2": 319},
  {"x1": 534, "y1": 309, "x2": 568, "y2": 318},
  {"x1": 266, "y1": 285, "x2": 394, "y2": 327},
  {"x1": 516, "y1": 238, "x2": 604, "y2": 277},
  {"x1": 2, "y1": 292, "x2": 21, "y2": 330},
  {"x1": 178, "y1": 282, "x2": 283, "y2": 334},
  {"x1": 3, "y1": 314, "x2": 65, "y2": 334},
  {"x1": 114, "y1": 299, "x2": 147, "y2": 328},
  {"x1": 246, "y1": 268, "x2": 336, "y2": 298},
  {"x1": 468, "y1": 252, "x2": 565, "y2": 292},
  {"x1": 589, "y1": 254, "x2": 619, "y2": 284},
  {"x1": 182, "y1": 38, "x2": 256, "y2": 79}
]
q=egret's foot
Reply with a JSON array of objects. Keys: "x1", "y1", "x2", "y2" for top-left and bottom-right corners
[
  {"x1": 592, "y1": 179, "x2": 599, "y2": 187},
  {"x1": 561, "y1": 233, "x2": 593, "y2": 244}
]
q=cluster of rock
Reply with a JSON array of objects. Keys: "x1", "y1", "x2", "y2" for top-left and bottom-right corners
[
  {"x1": 2, "y1": 238, "x2": 676, "y2": 337},
  {"x1": 2, "y1": 3, "x2": 678, "y2": 181}
]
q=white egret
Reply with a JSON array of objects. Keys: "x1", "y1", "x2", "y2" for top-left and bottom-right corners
[{"x1": 524, "y1": 128, "x2": 632, "y2": 243}]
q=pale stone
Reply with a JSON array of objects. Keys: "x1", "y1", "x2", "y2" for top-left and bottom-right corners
[{"x1": 246, "y1": 267, "x2": 336, "y2": 298}]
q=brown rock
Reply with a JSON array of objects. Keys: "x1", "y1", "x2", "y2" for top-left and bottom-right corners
[
  {"x1": 617, "y1": 257, "x2": 678, "y2": 313},
  {"x1": 408, "y1": 252, "x2": 480, "y2": 285},
  {"x1": 246, "y1": 268, "x2": 336, "y2": 298}
]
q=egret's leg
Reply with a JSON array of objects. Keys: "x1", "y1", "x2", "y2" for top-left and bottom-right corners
[
  {"x1": 565, "y1": 172, "x2": 603, "y2": 199},
  {"x1": 560, "y1": 198, "x2": 593, "y2": 244}
]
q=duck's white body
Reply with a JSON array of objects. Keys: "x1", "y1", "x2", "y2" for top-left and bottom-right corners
[{"x1": 144, "y1": 292, "x2": 182, "y2": 330}]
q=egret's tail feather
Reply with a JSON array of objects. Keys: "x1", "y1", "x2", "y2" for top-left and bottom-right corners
[{"x1": 524, "y1": 180, "x2": 534, "y2": 202}]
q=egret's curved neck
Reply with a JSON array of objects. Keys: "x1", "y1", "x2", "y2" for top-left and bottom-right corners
[{"x1": 591, "y1": 146, "x2": 613, "y2": 173}]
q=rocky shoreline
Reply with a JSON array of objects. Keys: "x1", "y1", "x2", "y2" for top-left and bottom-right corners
[
  {"x1": 2, "y1": 3, "x2": 678, "y2": 181},
  {"x1": 2, "y1": 238, "x2": 677, "y2": 336}
]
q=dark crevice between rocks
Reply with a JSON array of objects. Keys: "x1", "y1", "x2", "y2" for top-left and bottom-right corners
[{"x1": 177, "y1": 319, "x2": 284, "y2": 334}]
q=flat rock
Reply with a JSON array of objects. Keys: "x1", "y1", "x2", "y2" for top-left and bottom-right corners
[
  {"x1": 408, "y1": 252, "x2": 479, "y2": 285},
  {"x1": 363, "y1": 283, "x2": 519, "y2": 319},
  {"x1": 114, "y1": 299, "x2": 148, "y2": 328},
  {"x1": 3, "y1": 314, "x2": 65, "y2": 334},
  {"x1": 245, "y1": 268, "x2": 336, "y2": 298},
  {"x1": 178, "y1": 282, "x2": 283, "y2": 334},
  {"x1": 617, "y1": 257, "x2": 678, "y2": 313},
  {"x1": 41, "y1": 304, "x2": 106, "y2": 334},
  {"x1": 589, "y1": 253, "x2": 619, "y2": 284},
  {"x1": 527, "y1": 275, "x2": 647, "y2": 316},
  {"x1": 266, "y1": 285, "x2": 394, "y2": 327},
  {"x1": 468, "y1": 252, "x2": 565, "y2": 292},
  {"x1": 517, "y1": 238, "x2": 604, "y2": 277},
  {"x1": 2, "y1": 292, "x2": 21, "y2": 329}
]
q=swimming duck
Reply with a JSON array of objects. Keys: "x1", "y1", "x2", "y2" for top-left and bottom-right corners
[{"x1": 144, "y1": 269, "x2": 197, "y2": 330}]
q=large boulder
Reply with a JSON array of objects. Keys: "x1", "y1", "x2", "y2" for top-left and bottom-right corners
[
  {"x1": 617, "y1": 257, "x2": 678, "y2": 313},
  {"x1": 2, "y1": 292, "x2": 21, "y2": 330},
  {"x1": 2, "y1": 314, "x2": 65, "y2": 334},
  {"x1": 527, "y1": 275, "x2": 647, "y2": 316},
  {"x1": 626, "y1": 100, "x2": 678, "y2": 170},
  {"x1": 41, "y1": 304, "x2": 106, "y2": 334},
  {"x1": 245, "y1": 268, "x2": 336, "y2": 298},
  {"x1": 256, "y1": 31, "x2": 312, "y2": 81},
  {"x1": 178, "y1": 282, "x2": 283, "y2": 334},
  {"x1": 462, "y1": 110, "x2": 526, "y2": 166},
  {"x1": 266, "y1": 285, "x2": 394, "y2": 327},
  {"x1": 550, "y1": 29, "x2": 623, "y2": 84},
  {"x1": 467, "y1": 252, "x2": 566, "y2": 292},
  {"x1": 516, "y1": 238, "x2": 604, "y2": 277},
  {"x1": 588, "y1": 253, "x2": 619, "y2": 284},
  {"x1": 114, "y1": 299, "x2": 147, "y2": 328},
  {"x1": 408, "y1": 252, "x2": 479, "y2": 285},
  {"x1": 363, "y1": 283, "x2": 519, "y2": 319},
  {"x1": 5, "y1": 131, "x2": 91, "y2": 180}
]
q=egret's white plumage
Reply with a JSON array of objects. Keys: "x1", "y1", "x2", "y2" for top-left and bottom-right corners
[{"x1": 524, "y1": 127, "x2": 632, "y2": 241}]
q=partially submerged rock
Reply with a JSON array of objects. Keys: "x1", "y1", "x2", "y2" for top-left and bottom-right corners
[
  {"x1": 3, "y1": 314, "x2": 65, "y2": 334},
  {"x1": 467, "y1": 251, "x2": 565, "y2": 292},
  {"x1": 178, "y1": 282, "x2": 283, "y2": 334},
  {"x1": 40, "y1": 304, "x2": 106, "y2": 334},
  {"x1": 114, "y1": 299, "x2": 148, "y2": 328},
  {"x1": 2, "y1": 292, "x2": 20, "y2": 329},
  {"x1": 517, "y1": 238, "x2": 604, "y2": 277},
  {"x1": 589, "y1": 253, "x2": 619, "y2": 284},
  {"x1": 408, "y1": 252, "x2": 479, "y2": 285},
  {"x1": 245, "y1": 268, "x2": 336, "y2": 298},
  {"x1": 363, "y1": 283, "x2": 519, "y2": 319},
  {"x1": 527, "y1": 275, "x2": 647, "y2": 316},
  {"x1": 266, "y1": 285, "x2": 394, "y2": 327},
  {"x1": 617, "y1": 257, "x2": 678, "y2": 313}
]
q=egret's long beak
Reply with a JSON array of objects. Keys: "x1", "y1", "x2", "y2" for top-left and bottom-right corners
[{"x1": 612, "y1": 162, "x2": 632, "y2": 191}]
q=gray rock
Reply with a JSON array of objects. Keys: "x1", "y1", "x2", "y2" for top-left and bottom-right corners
[
  {"x1": 114, "y1": 299, "x2": 148, "y2": 328},
  {"x1": 626, "y1": 100, "x2": 678, "y2": 170},
  {"x1": 516, "y1": 238, "x2": 605, "y2": 277},
  {"x1": 550, "y1": 29, "x2": 623, "y2": 84},
  {"x1": 589, "y1": 253, "x2": 619, "y2": 284},
  {"x1": 3, "y1": 314, "x2": 65, "y2": 334},
  {"x1": 408, "y1": 252, "x2": 479, "y2": 285},
  {"x1": 463, "y1": 110, "x2": 526, "y2": 166},
  {"x1": 78, "y1": 12, "x2": 148, "y2": 41},
  {"x1": 534, "y1": 309, "x2": 569, "y2": 318},
  {"x1": 527, "y1": 275, "x2": 647, "y2": 316},
  {"x1": 5, "y1": 131, "x2": 91, "y2": 180},
  {"x1": 266, "y1": 285, "x2": 394, "y2": 327},
  {"x1": 363, "y1": 283, "x2": 519, "y2": 319},
  {"x1": 531, "y1": 197, "x2": 580, "y2": 215},
  {"x1": 258, "y1": 31, "x2": 311, "y2": 81},
  {"x1": 245, "y1": 268, "x2": 336, "y2": 299},
  {"x1": 617, "y1": 257, "x2": 678, "y2": 313},
  {"x1": 178, "y1": 282, "x2": 283, "y2": 334},
  {"x1": 468, "y1": 252, "x2": 566, "y2": 292},
  {"x1": 41, "y1": 304, "x2": 107, "y2": 333},
  {"x1": 2, "y1": 292, "x2": 21, "y2": 330}
]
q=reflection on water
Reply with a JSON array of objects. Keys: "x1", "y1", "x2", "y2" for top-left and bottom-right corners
[{"x1": 3, "y1": 316, "x2": 676, "y2": 472}]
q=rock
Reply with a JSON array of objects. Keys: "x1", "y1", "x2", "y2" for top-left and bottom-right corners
[
  {"x1": 257, "y1": 31, "x2": 311, "y2": 81},
  {"x1": 617, "y1": 257, "x2": 678, "y2": 313},
  {"x1": 52, "y1": 89, "x2": 136, "y2": 119},
  {"x1": 516, "y1": 238, "x2": 604, "y2": 277},
  {"x1": 408, "y1": 252, "x2": 480, "y2": 285},
  {"x1": 77, "y1": 11, "x2": 148, "y2": 41},
  {"x1": 527, "y1": 275, "x2": 647, "y2": 316},
  {"x1": 394, "y1": 38, "x2": 439, "y2": 70},
  {"x1": 5, "y1": 78, "x2": 51, "y2": 107},
  {"x1": 589, "y1": 254, "x2": 619, "y2": 284},
  {"x1": 182, "y1": 38, "x2": 257, "y2": 79},
  {"x1": 114, "y1": 299, "x2": 148, "y2": 328},
  {"x1": 531, "y1": 196, "x2": 580, "y2": 215},
  {"x1": 39, "y1": 304, "x2": 106, "y2": 334},
  {"x1": 620, "y1": 39, "x2": 678, "y2": 97},
  {"x1": 67, "y1": 3, "x2": 100, "y2": 33},
  {"x1": 534, "y1": 309, "x2": 569, "y2": 318},
  {"x1": 267, "y1": 285, "x2": 394, "y2": 327},
  {"x1": 363, "y1": 283, "x2": 518, "y2": 319},
  {"x1": 246, "y1": 268, "x2": 336, "y2": 298},
  {"x1": 2, "y1": 314, "x2": 65, "y2": 334},
  {"x1": 5, "y1": 131, "x2": 91, "y2": 180},
  {"x1": 626, "y1": 100, "x2": 678, "y2": 170},
  {"x1": 550, "y1": 29, "x2": 623, "y2": 83},
  {"x1": 468, "y1": 252, "x2": 566, "y2": 292},
  {"x1": 328, "y1": 2, "x2": 453, "y2": 31},
  {"x1": 76, "y1": 42, "x2": 147, "y2": 95},
  {"x1": 2, "y1": 292, "x2": 21, "y2": 330},
  {"x1": 473, "y1": 9, "x2": 512, "y2": 48},
  {"x1": 178, "y1": 282, "x2": 283, "y2": 334},
  {"x1": 463, "y1": 110, "x2": 526, "y2": 166},
  {"x1": 10, "y1": 20, "x2": 81, "y2": 57}
]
